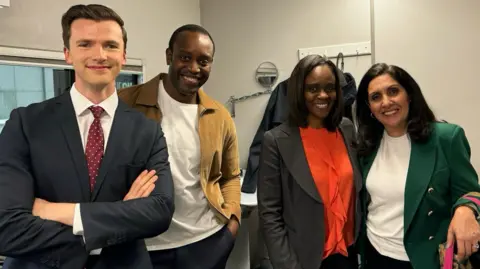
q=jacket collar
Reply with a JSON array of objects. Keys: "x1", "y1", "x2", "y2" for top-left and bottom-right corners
[
  {"x1": 135, "y1": 73, "x2": 218, "y2": 111},
  {"x1": 360, "y1": 132, "x2": 436, "y2": 234},
  {"x1": 275, "y1": 118, "x2": 361, "y2": 204}
]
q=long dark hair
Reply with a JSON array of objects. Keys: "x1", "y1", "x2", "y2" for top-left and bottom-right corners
[
  {"x1": 355, "y1": 63, "x2": 436, "y2": 156},
  {"x1": 287, "y1": 55, "x2": 344, "y2": 131}
]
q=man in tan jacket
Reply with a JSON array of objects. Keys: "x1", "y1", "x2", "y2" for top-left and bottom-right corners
[{"x1": 118, "y1": 24, "x2": 241, "y2": 269}]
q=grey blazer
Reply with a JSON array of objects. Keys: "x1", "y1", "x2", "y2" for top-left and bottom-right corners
[{"x1": 257, "y1": 118, "x2": 362, "y2": 269}]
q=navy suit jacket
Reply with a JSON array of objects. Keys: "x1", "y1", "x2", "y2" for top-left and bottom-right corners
[{"x1": 0, "y1": 92, "x2": 174, "y2": 268}]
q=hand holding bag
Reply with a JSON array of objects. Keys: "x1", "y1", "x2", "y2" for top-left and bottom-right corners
[{"x1": 440, "y1": 196, "x2": 480, "y2": 269}]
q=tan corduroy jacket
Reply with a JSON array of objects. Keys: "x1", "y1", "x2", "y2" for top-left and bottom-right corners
[{"x1": 118, "y1": 73, "x2": 241, "y2": 222}]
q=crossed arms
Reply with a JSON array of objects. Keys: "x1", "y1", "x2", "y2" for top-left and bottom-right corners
[{"x1": 0, "y1": 108, "x2": 174, "y2": 263}]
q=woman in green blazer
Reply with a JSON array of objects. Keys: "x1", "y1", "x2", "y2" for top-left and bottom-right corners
[{"x1": 355, "y1": 63, "x2": 480, "y2": 269}]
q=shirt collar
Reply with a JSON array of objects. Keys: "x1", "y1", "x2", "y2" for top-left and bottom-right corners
[{"x1": 70, "y1": 83, "x2": 118, "y2": 117}]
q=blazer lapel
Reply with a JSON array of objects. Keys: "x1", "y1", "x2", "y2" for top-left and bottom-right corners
[
  {"x1": 339, "y1": 121, "x2": 363, "y2": 194},
  {"x1": 277, "y1": 124, "x2": 323, "y2": 204},
  {"x1": 360, "y1": 149, "x2": 377, "y2": 185},
  {"x1": 91, "y1": 101, "x2": 132, "y2": 201},
  {"x1": 56, "y1": 93, "x2": 90, "y2": 201},
  {"x1": 359, "y1": 147, "x2": 378, "y2": 210},
  {"x1": 404, "y1": 138, "x2": 436, "y2": 233}
]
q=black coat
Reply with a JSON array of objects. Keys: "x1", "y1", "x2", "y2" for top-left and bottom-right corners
[{"x1": 242, "y1": 79, "x2": 289, "y2": 193}]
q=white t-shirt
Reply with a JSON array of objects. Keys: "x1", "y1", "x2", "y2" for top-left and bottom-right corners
[
  {"x1": 366, "y1": 131, "x2": 411, "y2": 261},
  {"x1": 145, "y1": 82, "x2": 222, "y2": 251}
]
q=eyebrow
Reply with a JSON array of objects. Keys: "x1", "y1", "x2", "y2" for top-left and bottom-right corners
[
  {"x1": 305, "y1": 81, "x2": 335, "y2": 87},
  {"x1": 177, "y1": 49, "x2": 213, "y2": 60},
  {"x1": 370, "y1": 84, "x2": 401, "y2": 94},
  {"x1": 176, "y1": 49, "x2": 191, "y2": 54},
  {"x1": 76, "y1": 39, "x2": 120, "y2": 45}
]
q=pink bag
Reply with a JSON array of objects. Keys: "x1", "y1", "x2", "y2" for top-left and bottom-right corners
[{"x1": 441, "y1": 196, "x2": 480, "y2": 269}]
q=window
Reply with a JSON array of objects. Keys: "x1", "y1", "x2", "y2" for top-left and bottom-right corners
[{"x1": 0, "y1": 46, "x2": 144, "y2": 133}]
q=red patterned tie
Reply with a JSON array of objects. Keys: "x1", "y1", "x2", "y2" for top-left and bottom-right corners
[{"x1": 85, "y1": 106, "x2": 105, "y2": 192}]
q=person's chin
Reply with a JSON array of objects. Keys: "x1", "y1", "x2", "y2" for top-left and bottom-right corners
[
  {"x1": 178, "y1": 85, "x2": 199, "y2": 95},
  {"x1": 85, "y1": 77, "x2": 112, "y2": 88},
  {"x1": 312, "y1": 112, "x2": 329, "y2": 121},
  {"x1": 381, "y1": 117, "x2": 404, "y2": 129}
]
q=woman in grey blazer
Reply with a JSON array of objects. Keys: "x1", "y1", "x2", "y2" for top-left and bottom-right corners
[{"x1": 257, "y1": 55, "x2": 362, "y2": 269}]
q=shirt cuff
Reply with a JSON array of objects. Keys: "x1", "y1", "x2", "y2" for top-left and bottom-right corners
[{"x1": 72, "y1": 203, "x2": 85, "y2": 240}]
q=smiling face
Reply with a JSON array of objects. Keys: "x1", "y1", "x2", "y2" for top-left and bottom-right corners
[
  {"x1": 367, "y1": 74, "x2": 410, "y2": 136},
  {"x1": 166, "y1": 31, "x2": 214, "y2": 96},
  {"x1": 304, "y1": 65, "x2": 337, "y2": 127},
  {"x1": 64, "y1": 18, "x2": 126, "y2": 92}
]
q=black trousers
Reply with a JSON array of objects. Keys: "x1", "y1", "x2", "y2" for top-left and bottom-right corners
[
  {"x1": 149, "y1": 225, "x2": 235, "y2": 269},
  {"x1": 320, "y1": 245, "x2": 358, "y2": 269},
  {"x1": 364, "y1": 239, "x2": 413, "y2": 269}
]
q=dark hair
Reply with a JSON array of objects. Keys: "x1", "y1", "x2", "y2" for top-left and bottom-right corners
[
  {"x1": 168, "y1": 24, "x2": 215, "y2": 54},
  {"x1": 61, "y1": 4, "x2": 128, "y2": 50},
  {"x1": 287, "y1": 55, "x2": 344, "y2": 131},
  {"x1": 355, "y1": 63, "x2": 436, "y2": 156}
]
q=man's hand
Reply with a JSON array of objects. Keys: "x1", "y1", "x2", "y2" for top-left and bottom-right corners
[
  {"x1": 32, "y1": 198, "x2": 50, "y2": 218},
  {"x1": 32, "y1": 198, "x2": 75, "y2": 226},
  {"x1": 227, "y1": 216, "x2": 240, "y2": 238},
  {"x1": 124, "y1": 170, "x2": 158, "y2": 201}
]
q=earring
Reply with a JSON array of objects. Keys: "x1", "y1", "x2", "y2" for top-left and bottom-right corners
[{"x1": 370, "y1": 113, "x2": 374, "y2": 118}]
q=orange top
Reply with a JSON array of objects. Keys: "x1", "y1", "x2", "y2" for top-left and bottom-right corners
[{"x1": 299, "y1": 127, "x2": 355, "y2": 259}]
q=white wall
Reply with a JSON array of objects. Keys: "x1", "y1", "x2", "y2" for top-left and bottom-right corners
[
  {"x1": 373, "y1": 0, "x2": 480, "y2": 171},
  {"x1": 0, "y1": 0, "x2": 201, "y2": 80},
  {"x1": 3, "y1": 0, "x2": 477, "y2": 171},
  {"x1": 201, "y1": 0, "x2": 372, "y2": 167}
]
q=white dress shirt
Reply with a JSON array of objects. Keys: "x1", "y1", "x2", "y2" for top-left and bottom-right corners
[{"x1": 69, "y1": 84, "x2": 118, "y2": 254}]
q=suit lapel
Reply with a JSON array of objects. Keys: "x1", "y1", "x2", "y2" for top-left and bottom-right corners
[
  {"x1": 91, "y1": 101, "x2": 132, "y2": 201},
  {"x1": 404, "y1": 137, "x2": 436, "y2": 233},
  {"x1": 277, "y1": 124, "x2": 323, "y2": 204},
  {"x1": 56, "y1": 93, "x2": 90, "y2": 201}
]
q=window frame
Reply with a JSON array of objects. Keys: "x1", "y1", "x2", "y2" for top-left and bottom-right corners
[
  {"x1": 0, "y1": 46, "x2": 144, "y2": 74},
  {"x1": 0, "y1": 46, "x2": 145, "y2": 131}
]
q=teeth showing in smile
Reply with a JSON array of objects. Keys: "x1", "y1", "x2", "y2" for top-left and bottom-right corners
[
  {"x1": 316, "y1": 104, "x2": 328, "y2": 109},
  {"x1": 182, "y1": 75, "x2": 199, "y2": 83},
  {"x1": 384, "y1": 110, "x2": 398, "y2": 116}
]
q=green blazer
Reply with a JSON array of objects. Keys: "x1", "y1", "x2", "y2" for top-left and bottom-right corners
[{"x1": 360, "y1": 122, "x2": 480, "y2": 269}]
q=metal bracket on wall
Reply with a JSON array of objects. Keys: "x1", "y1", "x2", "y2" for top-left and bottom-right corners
[
  {"x1": 298, "y1": 41, "x2": 372, "y2": 61},
  {"x1": 226, "y1": 89, "x2": 273, "y2": 118}
]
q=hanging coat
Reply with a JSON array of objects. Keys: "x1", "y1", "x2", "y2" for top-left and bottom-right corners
[{"x1": 241, "y1": 79, "x2": 289, "y2": 193}]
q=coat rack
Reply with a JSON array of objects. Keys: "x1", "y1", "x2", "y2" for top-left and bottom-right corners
[{"x1": 298, "y1": 41, "x2": 371, "y2": 61}]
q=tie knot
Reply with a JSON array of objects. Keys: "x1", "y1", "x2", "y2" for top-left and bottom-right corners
[{"x1": 88, "y1": 106, "x2": 104, "y2": 119}]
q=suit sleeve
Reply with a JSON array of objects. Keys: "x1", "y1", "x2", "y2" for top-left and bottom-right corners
[
  {"x1": 257, "y1": 131, "x2": 302, "y2": 269},
  {"x1": 79, "y1": 123, "x2": 174, "y2": 251},
  {"x1": 219, "y1": 116, "x2": 241, "y2": 222},
  {"x1": 0, "y1": 109, "x2": 86, "y2": 262},
  {"x1": 447, "y1": 126, "x2": 480, "y2": 210}
]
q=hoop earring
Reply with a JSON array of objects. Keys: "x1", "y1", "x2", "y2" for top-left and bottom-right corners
[{"x1": 370, "y1": 113, "x2": 374, "y2": 118}]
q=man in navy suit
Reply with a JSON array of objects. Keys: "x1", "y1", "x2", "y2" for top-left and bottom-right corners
[{"x1": 0, "y1": 4, "x2": 174, "y2": 269}]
